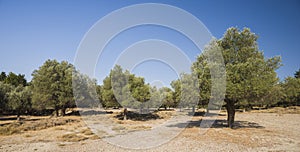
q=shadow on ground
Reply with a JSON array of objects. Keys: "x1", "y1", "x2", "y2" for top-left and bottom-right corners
[
  {"x1": 167, "y1": 119, "x2": 264, "y2": 129},
  {"x1": 0, "y1": 117, "x2": 25, "y2": 121},
  {"x1": 114, "y1": 111, "x2": 161, "y2": 121},
  {"x1": 188, "y1": 111, "x2": 226, "y2": 117},
  {"x1": 78, "y1": 110, "x2": 113, "y2": 116}
]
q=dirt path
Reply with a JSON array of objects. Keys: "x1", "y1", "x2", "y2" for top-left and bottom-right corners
[{"x1": 0, "y1": 112, "x2": 299, "y2": 151}]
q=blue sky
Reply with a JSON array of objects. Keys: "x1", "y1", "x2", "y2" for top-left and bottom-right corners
[{"x1": 0, "y1": 0, "x2": 299, "y2": 86}]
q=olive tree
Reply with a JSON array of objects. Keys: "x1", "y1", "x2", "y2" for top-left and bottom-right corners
[
  {"x1": 31, "y1": 59, "x2": 75, "y2": 116},
  {"x1": 193, "y1": 28, "x2": 281, "y2": 128}
]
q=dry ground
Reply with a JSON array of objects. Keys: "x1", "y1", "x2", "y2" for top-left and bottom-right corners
[{"x1": 0, "y1": 107, "x2": 299, "y2": 152}]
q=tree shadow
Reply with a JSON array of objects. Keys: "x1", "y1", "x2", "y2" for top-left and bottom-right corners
[
  {"x1": 187, "y1": 111, "x2": 226, "y2": 117},
  {"x1": 29, "y1": 109, "x2": 55, "y2": 116},
  {"x1": 65, "y1": 110, "x2": 80, "y2": 116},
  {"x1": 79, "y1": 110, "x2": 113, "y2": 116},
  {"x1": 0, "y1": 116, "x2": 42, "y2": 122},
  {"x1": 167, "y1": 119, "x2": 264, "y2": 129},
  {"x1": 114, "y1": 111, "x2": 161, "y2": 121},
  {"x1": 158, "y1": 108, "x2": 175, "y2": 111},
  {"x1": 188, "y1": 111, "x2": 206, "y2": 116},
  {"x1": 0, "y1": 117, "x2": 24, "y2": 121}
]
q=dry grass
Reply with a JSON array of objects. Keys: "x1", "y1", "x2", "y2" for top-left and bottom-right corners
[
  {"x1": 251, "y1": 106, "x2": 300, "y2": 114},
  {"x1": 58, "y1": 133, "x2": 88, "y2": 142},
  {"x1": 57, "y1": 143, "x2": 66, "y2": 147},
  {"x1": 129, "y1": 125, "x2": 151, "y2": 131},
  {"x1": 24, "y1": 134, "x2": 32, "y2": 138},
  {"x1": 54, "y1": 126, "x2": 65, "y2": 130},
  {"x1": 0, "y1": 123, "x2": 21, "y2": 135},
  {"x1": 80, "y1": 128, "x2": 94, "y2": 136},
  {"x1": 157, "y1": 111, "x2": 174, "y2": 119},
  {"x1": 90, "y1": 135, "x2": 101, "y2": 140},
  {"x1": 0, "y1": 117, "x2": 79, "y2": 136}
]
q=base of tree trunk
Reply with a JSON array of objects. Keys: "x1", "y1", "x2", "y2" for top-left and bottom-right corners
[
  {"x1": 55, "y1": 109, "x2": 59, "y2": 117},
  {"x1": 16, "y1": 114, "x2": 20, "y2": 121},
  {"x1": 226, "y1": 101, "x2": 235, "y2": 128},
  {"x1": 123, "y1": 108, "x2": 127, "y2": 120},
  {"x1": 192, "y1": 106, "x2": 195, "y2": 113}
]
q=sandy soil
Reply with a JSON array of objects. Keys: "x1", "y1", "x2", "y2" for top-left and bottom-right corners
[{"x1": 0, "y1": 110, "x2": 299, "y2": 152}]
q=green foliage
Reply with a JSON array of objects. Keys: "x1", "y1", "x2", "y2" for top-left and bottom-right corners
[
  {"x1": 1, "y1": 26, "x2": 298, "y2": 122},
  {"x1": 4, "y1": 72, "x2": 27, "y2": 87},
  {"x1": 260, "y1": 84, "x2": 284, "y2": 107},
  {"x1": 192, "y1": 39, "x2": 226, "y2": 110},
  {"x1": 170, "y1": 80, "x2": 181, "y2": 106},
  {"x1": 102, "y1": 65, "x2": 151, "y2": 110},
  {"x1": 96, "y1": 85, "x2": 103, "y2": 106},
  {"x1": 31, "y1": 59, "x2": 75, "y2": 116},
  {"x1": 0, "y1": 72, "x2": 7, "y2": 81},
  {"x1": 147, "y1": 86, "x2": 163, "y2": 110},
  {"x1": 7, "y1": 85, "x2": 32, "y2": 118},
  {"x1": 281, "y1": 77, "x2": 300, "y2": 106},
  {"x1": 159, "y1": 87, "x2": 174, "y2": 109},
  {"x1": 0, "y1": 71, "x2": 29, "y2": 115},
  {"x1": 0, "y1": 71, "x2": 27, "y2": 87},
  {"x1": 130, "y1": 76, "x2": 151, "y2": 106},
  {"x1": 73, "y1": 72, "x2": 99, "y2": 108},
  {"x1": 0, "y1": 81, "x2": 32, "y2": 117},
  {"x1": 170, "y1": 73, "x2": 201, "y2": 112},
  {"x1": 295, "y1": 69, "x2": 300, "y2": 79},
  {"x1": 192, "y1": 27, "x2": 281, "y2": 127},
  {"x1": 191, "y1": 48, "x2": 212, "y2": 106},
  {"x1": 177, "y1": 73, "x2": 199, "y2": 110},
  {"x1": 0, "y1": 82, "x2": 13, "y2": 114},
  {"x1": 218, "y1": 28, "x2": 281, "y2": 104},
  {"x1": 101, "y1": 66, "x2": 121, "y2": 108}
]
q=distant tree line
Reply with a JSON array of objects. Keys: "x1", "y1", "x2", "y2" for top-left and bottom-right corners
[{"x1": 0, "y1": 27, "x2": 299, "y2": 127}]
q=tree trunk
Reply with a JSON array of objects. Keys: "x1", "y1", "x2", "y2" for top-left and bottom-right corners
[
  {"x1": 226, "y1": 100, "x2": 235, "y2": 128},
  {"x1": 16, "y1": 112, "x2": 21, "y2": 121},
  {"x1": 123, "y1": 108, "x2": 127, "y2": 120},
  {"x1": 192, "y1": 106, "x2": 195, "y2": 113},
  {"x1": 61, "y1": 108, "x2": 66, "y2": 116},
  {"x1": 55, "y1": 107, "x2": 59, "y2": 117}
]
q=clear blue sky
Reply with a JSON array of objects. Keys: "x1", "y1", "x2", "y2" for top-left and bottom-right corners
[{"x1": 0, "y1": 0, "x2": 299, "y2": 86}]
